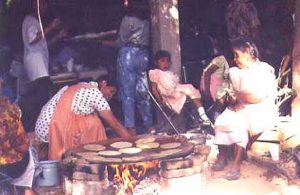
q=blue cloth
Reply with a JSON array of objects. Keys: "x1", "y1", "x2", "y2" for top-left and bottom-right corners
[
  {"x1": 117, "y1": 45, "x2": 153, "y2": 130},
  {"x1": 0, "y1": 73, "x2": 16, "y2": 103}
]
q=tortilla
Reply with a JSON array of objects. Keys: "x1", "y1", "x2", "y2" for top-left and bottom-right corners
[
  {"x1": 83, "y1": 144, "x2": 106, "y2": 151},
  {"x1": 110, "y1": 141, "x2": 133, "y2": 149},
  {"x1": 135, "y1": 137, "x2": 156, "y2": 144},
  {"x1": 150, "y1": 149, "x2": 182, "y2": 158},
  {"x1": 98, "y1": 150, "x2": 121, "y2": 156},
  {"x1": 119, "y1": 147, "x2": 142, "y2": 154},
  {"x1": 136, "y1": 142, "x2": 160, "y2": 149},
  {"x1": 160, "y1": 142, "x2": 181, "y2": 149},
  {"x1": 76, "y1": 152, "x2": 98, "y2": 158}
]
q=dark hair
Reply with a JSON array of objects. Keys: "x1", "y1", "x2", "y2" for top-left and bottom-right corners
[
  {"x1": 126, "y1": 0, "x2": 149, "y2": 20},
  {"x1": 96, "y1": 75, "x2": 116, "y2": 87},
  {"x1": 231, "y1": 37, "x2": 260, "y2": 60},
  {"x1": 154, "y1": 50, "x2": 171, "y2": 63}
]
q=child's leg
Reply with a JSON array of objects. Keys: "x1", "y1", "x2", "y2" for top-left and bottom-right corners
[
  {"x1": 176, "y1": 84, "x2": 211, "y2": 124},
  {"x1": 193, "y1": 98, "x2": 211, "y2": 124}
]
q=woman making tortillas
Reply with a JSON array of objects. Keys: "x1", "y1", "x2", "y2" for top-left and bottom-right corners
[{"x1": 35, "y1": 76, "x2": 131, "y2": 160}]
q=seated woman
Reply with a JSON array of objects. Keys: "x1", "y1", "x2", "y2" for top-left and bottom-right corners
[
  {"x1": 34, "y1": 76, "x2": 131, "y2": 160},
  {"x1": 212, "y1": 38, "x2": 278, "y2": 180},
  {"x1": 149, "y1": 50, "x2": 211, "y2": 131}
]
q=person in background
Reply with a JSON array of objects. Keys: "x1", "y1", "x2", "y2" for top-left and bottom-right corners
[
  {"x1": 149, "y1": 50, "x2": 211, "y2": 132},
  {"x1": 200, "y1": 55, "x2": 230, "y2": 123},
  {"x1": 35, "y1": 76, "x2": 131, "y2": 160},
  {"x1": 0, "y1": 42, "x2": 16, "y2": 103},
  {"x1": 0, "y1": 94, "x2": 35, "y2": 195},
  {"x1": 212, "y1": 38, "x2": 277, "y2": 180},
  {"x1": 114, "y1": 0, "x2": 153, "y2": 135},
  {"x1": 180, "y1": 21, "x2": 215, "y2": 89},
  {"x1": 19, "y1": 0, "x2": 67, "y2": 133}
]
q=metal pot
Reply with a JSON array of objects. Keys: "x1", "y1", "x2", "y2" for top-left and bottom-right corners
[
  {"x1": 36, "y1": 160, "x2": 61, "y2": 187},
  {"x1": 180, "y1": 129, "x2": 207, "y2": 145}
]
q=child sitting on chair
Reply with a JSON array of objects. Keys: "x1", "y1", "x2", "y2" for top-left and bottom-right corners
[{"x1": 149, "y1": 50, "x2": 211, "y2": 125}]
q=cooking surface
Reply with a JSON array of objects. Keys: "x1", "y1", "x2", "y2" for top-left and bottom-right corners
[{"x1": 64, "y1": 134, "x2": 194, "y2": 164}]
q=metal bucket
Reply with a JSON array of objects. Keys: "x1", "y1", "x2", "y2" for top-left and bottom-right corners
[
  {"x1": 180, "y1": 128, "x2": 207, "y2": 145},
  {"x1": 36, "y1": 160, "x2": 61, "y2": 187}
]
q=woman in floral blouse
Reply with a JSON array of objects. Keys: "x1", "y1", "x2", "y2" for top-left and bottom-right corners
[{"x1": 0, "y1": 95, "x2": 30, "y2": 194}]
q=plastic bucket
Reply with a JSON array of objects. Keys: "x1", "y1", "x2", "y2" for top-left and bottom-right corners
[{"x1": 36, "y1": 160, "x2": 61, "y2": 187}]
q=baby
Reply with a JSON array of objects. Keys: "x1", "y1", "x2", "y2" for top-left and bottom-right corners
[{"x1": 149, "y1": 50, "x2": 211, "y2": 125}]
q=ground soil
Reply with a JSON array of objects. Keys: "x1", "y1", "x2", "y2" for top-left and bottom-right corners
[{"x1": 202, "y1": 136, "x2": 300, "y2": 195}]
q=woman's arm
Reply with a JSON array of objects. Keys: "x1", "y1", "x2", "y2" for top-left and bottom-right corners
[
  {"x1": 99, "y1": 110, "x2": 132, "y2": 137},
  {"x1": 30, "y1": 18, "x2": 62, "y2": 45}
]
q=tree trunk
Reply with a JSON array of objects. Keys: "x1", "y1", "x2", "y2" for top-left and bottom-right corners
[{"x1": 149, "y1": 0, "x2": 181, "y2": 77}]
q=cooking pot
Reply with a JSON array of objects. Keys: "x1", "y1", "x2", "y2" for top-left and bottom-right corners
[{"x1": 36, "y1": 160, "x2": 61, "y2": 187}]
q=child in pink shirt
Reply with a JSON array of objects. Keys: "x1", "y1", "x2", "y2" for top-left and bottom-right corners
[{"x1": 149, "y1": 50, "x2": 210, "y2": 125}]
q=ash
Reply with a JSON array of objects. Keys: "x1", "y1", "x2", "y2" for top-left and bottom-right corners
[{"x1": 133, "y1": 176, "x2": 161, "y2": 195}]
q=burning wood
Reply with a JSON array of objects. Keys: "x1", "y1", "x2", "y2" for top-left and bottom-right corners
[{"x1": 109, "y1": 161, "x2": 159, "y2": 195}]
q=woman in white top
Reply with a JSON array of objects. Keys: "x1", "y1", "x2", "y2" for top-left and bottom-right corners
[{"x1": 212, "y1": 38, "x2": 277, "y2": 180}]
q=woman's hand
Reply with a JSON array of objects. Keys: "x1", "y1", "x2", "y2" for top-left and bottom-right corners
[{"x1": 99, "y1": 110, "x2": 131, "y2": 138}]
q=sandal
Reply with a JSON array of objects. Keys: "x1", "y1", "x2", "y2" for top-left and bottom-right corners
[
  {"x1": 225, "y1": 170, "x2": 241, "y2": 180},
  {"x1": 211, "y1": 158, "x2": 227, "y2": 171}
]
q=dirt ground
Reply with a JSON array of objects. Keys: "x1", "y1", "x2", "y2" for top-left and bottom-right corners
[{"x1": 202, "y1": 136, "x2": 300, "y2": 195}]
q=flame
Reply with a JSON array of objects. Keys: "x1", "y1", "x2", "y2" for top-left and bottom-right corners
[{"x1": 110, "y1": 161, "x2": 159, "y2": 194}]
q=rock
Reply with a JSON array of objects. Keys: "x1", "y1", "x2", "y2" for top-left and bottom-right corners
[{"x1": 160, "y1": 158, "x2": 193, "y2": 170}]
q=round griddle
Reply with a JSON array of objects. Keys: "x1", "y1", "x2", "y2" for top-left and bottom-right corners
[{"x1": 64, "y1": 134, "x2": 194, "y2": 164}]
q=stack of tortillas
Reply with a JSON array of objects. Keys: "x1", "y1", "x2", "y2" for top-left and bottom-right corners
[
  {"x1": 119, "y1": 147, "x2": 142, "y2": 154},
  {"x1": 135, "y1": 136, "x2": 160, "y2": 149}
]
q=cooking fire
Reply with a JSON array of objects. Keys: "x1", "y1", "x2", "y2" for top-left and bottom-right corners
[{"x1": 109, "y1": 161, "x2": 159, "y2": 194}]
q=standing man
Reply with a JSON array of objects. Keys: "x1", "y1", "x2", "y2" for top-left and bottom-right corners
[
  {"x1": 116, "y1": 0, "x2": 153, "y2": 134},
  {"x1": 20, "y1": 0, "x2": 66, "y2": 132}
]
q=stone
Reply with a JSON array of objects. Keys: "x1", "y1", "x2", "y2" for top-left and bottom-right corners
[{"x1": 160, "y1": 158, "x2": 193, "y2": 170}]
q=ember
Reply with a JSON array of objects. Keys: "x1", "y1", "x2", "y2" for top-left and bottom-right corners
[{"x1": 109, "y1": 161, "x2": 159, "y2": 195}]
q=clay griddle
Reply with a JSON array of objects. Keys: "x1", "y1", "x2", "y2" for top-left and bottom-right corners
[{"x1": 64, "y1": 134, "x2": 194, "y2": 164}]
